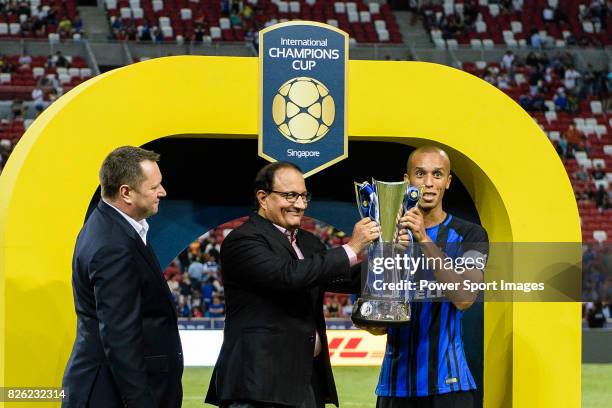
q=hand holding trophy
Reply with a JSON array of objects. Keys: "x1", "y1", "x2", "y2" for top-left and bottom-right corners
[{"x1": 351, "y1": 179, "x2": 422, "y2": 330}]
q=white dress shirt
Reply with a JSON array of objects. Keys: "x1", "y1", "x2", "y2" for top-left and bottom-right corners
[{"x1": 102, "y1": 199, "x2": 149, "y2": 245}]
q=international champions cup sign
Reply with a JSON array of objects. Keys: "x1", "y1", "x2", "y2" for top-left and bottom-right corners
[{"x1": 259, "y1": 21, "x2": 348, "y2": 176}]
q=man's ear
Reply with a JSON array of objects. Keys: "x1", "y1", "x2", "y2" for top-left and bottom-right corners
[
  {"x1": 118, "y1": 184, "x2": 133, "y2": 204},
  {"x1": 256, "y1": 190, "x2": 267, "y2": 211},
  {"x1": 446, "y1": 174, "x2": 452, "y2": 190}
]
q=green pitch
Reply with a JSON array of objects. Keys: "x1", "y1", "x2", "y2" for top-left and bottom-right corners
[{"x1": 183, "y1": 364, "x2": 611, "y2": 407}]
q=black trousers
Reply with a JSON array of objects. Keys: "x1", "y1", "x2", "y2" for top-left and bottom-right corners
[
  {"x1": 376, "y1": 391, "x2": 475, "y2": 408},
  {"x1": 221, "y1": 364, "x2": 324, "y2": 408}
]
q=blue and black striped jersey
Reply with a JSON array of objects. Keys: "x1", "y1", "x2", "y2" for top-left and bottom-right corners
[{"x1": 376, "y1": 214, "x2": 489, "y2": 397}]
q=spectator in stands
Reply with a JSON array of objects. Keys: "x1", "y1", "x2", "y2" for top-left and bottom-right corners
[
  {"x1": 462, "y1": 0, "x2": 479, "y2": 26},
  {"x1": 531, "y1": 93, "x2": 546, "y2": 111},
  {"x1": 554, "y1": 87, "x2": 569, "y2": 111},
  {"x1": 564, "y1": 66, "x2": 581, "y2": 94},
  {"x1": 72, "y1": 11, "x2": 83, "y2": 34},
  {"x1": 10, "y1": 100, "x2": 25, "y2": 119},
  {"x1": 204, "y1": 233, "x2": 220, "y2": 255},
  {"x1": 57, "y1": 16, "x2": 73, "y2": 38},
  {"x1": 168, "y1": 273, "x2": 181, "y2": 305},
  {"x1": 193, "y1": 24, "x2": 205, "y2": 43},
  {"x1": 164, "y1": 260, "x2": 180, "y2": 281},
  {"x1": 179, "y1": 272, "x2": 193, "y2": 306},
  {"x1": 325, "y1": 295, "x2": 341, "y2": 318},
  {"x1": 31, "y1": 85, "x2": 44, "y2": 113},
  {"x1": 18, "y1": 54, "x2": 32, "y2": 68},
  {"x1": 497, "y1": 74, "x2": 511, "y2": 90},
  {"x1": 201, "y1": 276, "x2": 216, "y2": 310},
  {"x1": 501, "y1": 50, "x2": 515, "y2": 72},
  {"x1": 575, "y1": 165, "x2": 589, "y2": 182},
  {"x1": 138, "y1": 21, "x2": 152, "y2": 42},
  {"x1": 558, "y1": 134, "x2": 568, "y2": 158},
  {"x1": 0, "y1": 54, "x2": 15, "y2": 73},
  {"x1": 587, "y1": 301, "x2": 607, "y2": 328},
  {"x1": 0, "y1": 139, "x2": 12, "y2": 174},
  {"x1": 202, "y1": 253, "x2": 220, "y2": 278},
  {"x1": 595, "y1": 185, "x2": 609, "y2": 209},
  {"x1": 208, "y1": 295, "x2": 225, "y2": 318},
  {"x1": 188, "y1": 255, "x2": 204, "y2": 282},
  {"x1": 592, "y1": 164, "x2": 605, "y2": 181},
  {"x1": 529, "y1": 29, "x2": 543, "y2": 48},
  {"x1": 110, "y1": 16, "x2": 122, "y2": 39},
  {"x1": 542, "y1": 5, "x2": 555, "y2": 23},
  {"x1": 229, "y1": 10, "x2": 242, "y2": 28},
  {"x1": 54, "y1": 51, "x2": 69, "y2": 68},
  {"x1": 564, "y1": 124, "x2": 584, "y2": 157}
]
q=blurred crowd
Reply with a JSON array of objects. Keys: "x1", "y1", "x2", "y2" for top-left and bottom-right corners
[
  {"x1": 582, "y1": 244, "x2": 612, "y2": 328},
  {"x1": 0, "y1": 0, "x2": 83, "y2": 39},
  {"x1": 163, "y1": 218, "x2": 355, "y2": 319}
]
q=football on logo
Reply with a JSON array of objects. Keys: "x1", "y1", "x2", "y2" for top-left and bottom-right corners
[{"x1": 272, "y1": 77, "x2": 335, "y2": 144}]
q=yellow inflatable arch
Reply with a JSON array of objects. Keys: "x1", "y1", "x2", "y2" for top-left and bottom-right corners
[{"x1": 0, "y1": 57, "x2": 581, "y2": 407}]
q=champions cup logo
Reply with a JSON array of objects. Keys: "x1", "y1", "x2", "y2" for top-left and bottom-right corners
[
  {"x1": 259, "y1": 21, "x2": 347, "y2": 176},
  {"x1": 272, "y1": 77, "x2": 335, "y2": 144}
]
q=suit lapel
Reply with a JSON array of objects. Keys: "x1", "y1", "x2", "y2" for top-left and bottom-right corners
[
  {"x1": 97, "y1": 201, "x2": 177, "y2": 319},
  {"x1": 251, "y1": 213, "x2": 298, "y2": 259}
]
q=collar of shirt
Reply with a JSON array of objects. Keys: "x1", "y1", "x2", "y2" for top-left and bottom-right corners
[
  {"x1": 273, "y1": 224, "x2": 298, "y2": 243},
  {"x1": 102, "y1": 199, "x2": 149, "y2": 245}
]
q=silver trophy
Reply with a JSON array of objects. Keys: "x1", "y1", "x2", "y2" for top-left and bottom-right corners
[{"x1": 351, "y1": 179, "x2": 421, "y2": 327}]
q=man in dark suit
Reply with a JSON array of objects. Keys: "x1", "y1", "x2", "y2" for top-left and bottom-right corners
[
  {"x1": 206, "y1": 161, "x2": 379, "y2": 408},
  {"x1": 62, "y1": 146, "x2": 183, "y2": 408}
]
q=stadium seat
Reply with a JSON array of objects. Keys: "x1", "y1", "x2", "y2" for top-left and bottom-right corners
[
  {"x1": 470, "y1": 39, "x2": 482, "y2": 49},
  {"x1": 593, "y1": 230, "x2": 607, "y2": 243},
  {"x1": 105, "y1": 0, "x2": 118, "y2": 10},
  {"x1": 289, "y1": 1, "x2": 300, "y2": 13},
  {"x1": 219, "y1": 18, "x2": 230, "y2": 30},
  {"x1": 80, "y1": 68, "x2": 92, "y2": 78},
  {"x1": 180, "y1": 9, "x2": 192, "y2": 20},
  {"x1": 161, "y1": 26, "x2": 173, "y2": 39},
  {"x1": 590, "y1": 101, "x2": 603, "y2": 115},
  {"x1": 210, "y1": 27, "x2": 221, "y2": 40},
  {"x1": 48, "y1": 33, "x2": 60, "y2": 43},
  {"x1": 9, "y1": 23, "x2": 20, "y2": 35},
  {"x1": 360, "y1": 11, "x2": 371, "y2": 23},
  {"x1": 549, "y1": 131, "x2": 561, "y2": 142},
  {"x1": 132, "y1": 8, "x2": 144, "y2": 19},
  {"x1": 0, "y1": 23, "x2": 8, "y2": 36},
  {"x1": 377, "y1": 29, "x2": 389, "y2": 42},
  {"x1": 152, "y1": 0, "x2": 163, "y2": 12},
  {"x1": 368, "y1": 3, "x2": 380, "y2": 14},
  {"x1": 334, "y1": 2, "x2": 346, "y2": 14},
  {"x1": 327, "y1": 19, "x2": 338, "y2": 28},
  {"x1": 446, "y1": 39, "x2": 458, "y2": 49},
  {"x1": 511, "y1": 21, "x2": 522, "y2": 33},
  {"x1": 374, "y1": 20, "x2": 386, "y2": 31}
]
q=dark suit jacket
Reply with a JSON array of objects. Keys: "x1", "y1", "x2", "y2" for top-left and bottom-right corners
[
  {"x1": 205, "y1": 213, "x2": 361, "y2": 407},
  {"x1": 62, "y1": 200, "x2": 183, "y2": 408}
]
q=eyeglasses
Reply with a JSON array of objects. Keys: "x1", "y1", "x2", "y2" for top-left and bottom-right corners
[{"x1": 269, "y1": 190, "x2": 312, "y2": 204}]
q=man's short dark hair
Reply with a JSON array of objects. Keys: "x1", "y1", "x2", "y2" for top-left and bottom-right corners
[
  {"x1": 253, "y1": 161, "x2": 302, "y2": 209},
  {"x1": 99, "y1": 146, "x2": 160, "y2": 199}
]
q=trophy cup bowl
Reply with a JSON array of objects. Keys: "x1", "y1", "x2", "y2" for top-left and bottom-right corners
[{"x1": 351, "y1": 180, "x2": 421, "y2": 327}]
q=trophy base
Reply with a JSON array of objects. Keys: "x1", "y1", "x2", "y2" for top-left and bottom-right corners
[{"x1": 351, "y1": 298, "x2": 411, "y2": 328}]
